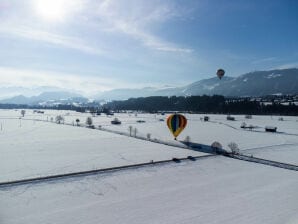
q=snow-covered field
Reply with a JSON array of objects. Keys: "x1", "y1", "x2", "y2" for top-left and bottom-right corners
[
  {"x1": 0, "y1": 109, "x2": 297, "y2": 223},
  {"x1": 0, "y1": 112, "x2": 204, "y2": 182},
  {"x1": 4, "y1": 109, "x2": 297, "y2": 150},
  {"x1": 243, "y1": 144, "x2": 298, "y2": 165},
  {"x1": 1, "y1": 157, "x2": 297, "y2": 224}
]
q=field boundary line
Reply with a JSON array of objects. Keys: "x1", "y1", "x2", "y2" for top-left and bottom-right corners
[{"x1": 0, "y1": 155, "x2": 215, "y2": 188}]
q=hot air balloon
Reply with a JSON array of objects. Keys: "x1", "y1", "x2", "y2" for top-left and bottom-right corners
[
  {"x1": 216, "y1": 69, "x2": 225, "y2": 80},
  {"x1": 166, "y1": 114, "x2": 187, "y2": 140}
]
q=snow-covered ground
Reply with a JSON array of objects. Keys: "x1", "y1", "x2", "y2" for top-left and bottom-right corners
[
  {"x1": 8, "y1": 109, "x2": 297, "y2": 151},
  {"x1": 0, "y1": 116, "x2": 204, "y2": 182},
  {"x1": 243, "y1": 144, "x2": 298, "y2": 165},
  {"x1": 1, "y1": 157, "x2": 297, "y2": 224},
  {"x1": 1, "y1": 109, "x2": 297, "y2": 223},
  {"x1": 1, "y1": 110, "x2": 298, "y2": 181}
]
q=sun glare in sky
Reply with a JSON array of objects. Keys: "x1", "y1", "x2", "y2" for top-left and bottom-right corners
[
  {"x1": 34, "y1": 0, "x2": 68, "y2": 22},
  {"x1": 0, "y1": 0, "x2": 296, "y2": 94}
]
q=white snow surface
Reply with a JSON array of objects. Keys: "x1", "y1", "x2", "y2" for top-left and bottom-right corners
[
  {"x1": 243, "y1": 144, "x2": 298, "y2": 165},
  {"x1": 4, "y1": 110, "x2": 298, "y2": 150},
  {"x1": 1, "y1": 157, "x2": 298, "y2": 224},
  {"x1": 266, "y1": 73, "x2": 282, "y2": 79},
  {"x1": 0, "y1": 117, "x2": 204, "y2": 182},
  {"x1": 1, "y1": 110, "x2": 298, "y2": 181},
  {"x1": 1, "y1": 109, "x2": 298, "y2": 223},
  {"x1": 94, "y1": 113, "x2": 298, "y2": 153},
  {"x1": 203, "y1": 83, "x2": 220, "y2": 90}
]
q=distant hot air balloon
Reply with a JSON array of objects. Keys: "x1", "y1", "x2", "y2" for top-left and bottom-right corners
[
  {"x1": 166, "y1": 114, "x2": 187, "y2": 140},
  {"x1": 216, "y1": 69, "x2": 225, "y2": 80}
]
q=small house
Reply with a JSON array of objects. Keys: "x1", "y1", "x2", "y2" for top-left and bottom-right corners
[
  {"x1": 136, "y1": 120, "x2": 145, "y2": 123},
  {"x1": 265, "y1": 126, "x2": 277, "y2": 132},
  {"x1": 111, "y1": 118, "x2": 121, "y2": 125},
  {"x1": 227, "y1": 115, "x2": 235, "y2": 121}
]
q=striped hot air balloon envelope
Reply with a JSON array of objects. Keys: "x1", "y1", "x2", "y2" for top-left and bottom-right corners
[{"x1": 166, "y1": 114, "x2": 187, "y2": 140}]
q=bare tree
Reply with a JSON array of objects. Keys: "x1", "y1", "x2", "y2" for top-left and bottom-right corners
[
  {"x1": 90, "y1": 110, "x2": 96, "y2": 117},
  {"x1": 134, "y1": 127, "x2": 137, "y2": 137},
  {"x1": 228, "y1": 142, "x2": 240, "y2": 154},
  {"x1": 21, "y1": 110, "x2": 26, "y2": 117},
  {"x1": 128, "y1": 126, "x2": 133, "y2": 136},
  {"x1": 55, "y1": 115, "x2": 64, "y2": 124},
  {"x1": 86, "y1": 117, "x2": 93, "y2": 126},
  {"x1": 147, "y1": 133, "x2": 151, "y2": 140},
  {"x1": 211, "y1": 141, "x2": 223, "y2": 153},
  {"x1": 240, "y1": 122, "x2": 246, "y2": 128},
  {"x1": 248, "y1": 125, "x2": 253, "y2": 131},
  {"x1": 184, "y1": 136, "x2": 191, "y2": 146}
]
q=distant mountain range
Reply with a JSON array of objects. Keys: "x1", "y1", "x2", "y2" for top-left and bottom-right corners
[
  {"x1": 0, "y1": 86, "x2": 71, "y2": 100},
  {"x1": 0, "y1": 68, "x2": 297, "y2": 105},
  {"x1": 181, "y1": 68, "x2": 298, "y2": 97},
  {"x1": 92, "y1": 86, "x2": 181, "y2": 100},
  {"x1": 96, "y1": 68, "x2": 298, "y2": 100},
  {"x1": 0, "y1": 91, "x2": 89, "y2": 106}
]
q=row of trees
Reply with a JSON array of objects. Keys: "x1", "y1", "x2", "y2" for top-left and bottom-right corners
[
  {"x1": 105, "y1": 95, "x2": 225, "y2": 112},
  {"x1": 5, "y1": 95, "x2": 298, "y2": 116},
  {"x1": 104, "y1": 95, "x2": 298, "y2": 115},
  {"x1": 54, "y1": 116, "x2": 93, "y2": 126}
]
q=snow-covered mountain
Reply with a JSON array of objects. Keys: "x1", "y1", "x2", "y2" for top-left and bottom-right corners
[
  {"x1": 0, "y1": 91, "x2": 89, "y2": 105},
  {"x1": 95, "y1": 68, "x2": 298, "y2": 100},
  {"x1": 0, "y1": 86, "x2": 70, "y2": 100},
  {"x1": 1, "y1": 68, "x2": 297, "y2": 104},
  {"x1": 94, "y1": 86, "x2": 182, "y2": 101},
  {"x1": 182, "y1": 68, "x2": 298, "y2": 97}
]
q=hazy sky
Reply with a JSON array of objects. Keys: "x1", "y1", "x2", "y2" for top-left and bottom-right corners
[{"x1": 0, "y1": 0, "x2": 297, "y2": 95}]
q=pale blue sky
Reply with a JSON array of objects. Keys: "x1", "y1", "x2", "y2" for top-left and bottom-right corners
[{"x1": 0, "y1": 0, "x2": 297, "y2": 95}]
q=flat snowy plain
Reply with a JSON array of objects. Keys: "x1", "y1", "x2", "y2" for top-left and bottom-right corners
[{"x1": 0, "y1": 109, "x2": 297, "y2": 223}]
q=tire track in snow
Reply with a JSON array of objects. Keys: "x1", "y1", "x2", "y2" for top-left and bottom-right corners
[
  {"x1": 226, "y1": 154, "x2": 298, "y2": 172},
  {"x1": 242, "y1": 143, "x2": 298, "y2": 152},
  {"x1": 0, "y1": 155, "x2": 215, "y2": 188}
]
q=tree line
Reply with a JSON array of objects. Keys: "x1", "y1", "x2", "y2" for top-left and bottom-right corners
[
  {"x1": 1, "y1": 95, "x2": 297, "y2": 115},
  {"x1": 104, "y1": 95, "x2": 298, "y2": 115}
]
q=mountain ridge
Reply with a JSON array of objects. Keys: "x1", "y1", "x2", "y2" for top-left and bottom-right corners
[
  {"x1": 0, "y1": 91, "x2": 88, "y2": 105},
  {"x1": 96, "y1": 68, "x2": 298, "y2": 100},
  {"x1": 0, "y1": 68, "x2": 297, "y2": 104}
]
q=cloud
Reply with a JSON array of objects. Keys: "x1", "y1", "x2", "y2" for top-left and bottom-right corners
[
  {"x1": 154, "y1": 46, "x2": 193, "y2": 53},
  {"x1": 251, "y1": 57, "x2": 277, "y2": 64},
  {"x1": 274, "y1": 62, "x2": 298, "y2": 69},
  {"x1": 0, "y1": 0, "x2": 193, "y2": 55},
  {"x1": 0, "y1": 25, "x2": 104, "y2": 55},
  {"x1": 92, "y1": 0, "x2": 193, "y2": 53},
  {"x1": 112, "y1": 20, "x2": 193, "y2": 53},
  {"x1": 0, "y1": 66, "x2": 131, "y2": 95}
]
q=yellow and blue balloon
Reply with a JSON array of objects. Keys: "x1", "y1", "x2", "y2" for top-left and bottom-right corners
[{"x1": 166, "y1": 114, "x2": 187, "y2": 140}]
